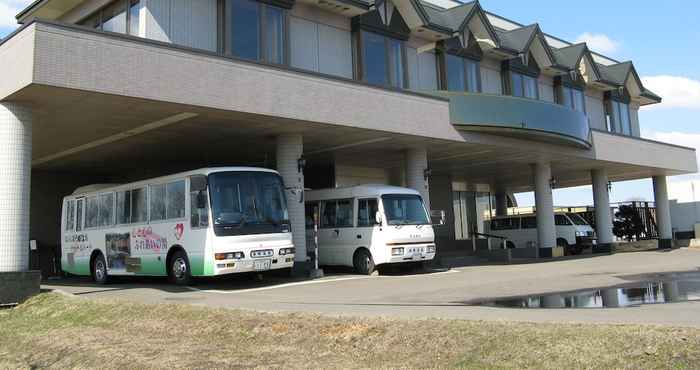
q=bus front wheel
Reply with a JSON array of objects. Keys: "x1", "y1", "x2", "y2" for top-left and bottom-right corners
[
  {"x1": 169, "y1": 250, "x2": 192, "y2": 285},
  {"x1": 91, "y1": 253, "x2": 109, "y2": 285},
  {"x1": 353, "y1": 249, "x2": 375, "y2": 275}
]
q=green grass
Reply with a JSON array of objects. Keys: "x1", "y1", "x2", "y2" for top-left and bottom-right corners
[{"x1": 1, "y1": 292, "x2": 699, "y2": 369}]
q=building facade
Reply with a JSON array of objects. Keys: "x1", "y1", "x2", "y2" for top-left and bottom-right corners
[{"x1": 0, "y1": 0, "x2": 697, "y2": 281}]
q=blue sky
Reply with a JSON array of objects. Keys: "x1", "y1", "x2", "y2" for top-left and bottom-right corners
[{"x1": 1, "y1": 0, "x2": 698, "y2": 206}]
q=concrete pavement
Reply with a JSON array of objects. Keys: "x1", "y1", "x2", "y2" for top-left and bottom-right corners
[{"x1": 43, "y1": 249, "x2": 700, "y2": 327}]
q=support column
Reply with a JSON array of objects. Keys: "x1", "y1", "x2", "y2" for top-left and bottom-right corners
[
  {"x1": 0, "y1": 103, "x2": 39, "y2": 305},
  {"x1": 405, "y1": 148, "x2": 430, "y2": 211},
  {"x1": 495, "y1": 192, "x2": 508, "y2": 217},
  {"x1": 276, "y1": 134, "x2": 307, "y2": 267},
  {"x1": 591, "y1": 169, "x2": 614, "y2": 251},
  {"x1": 532, "y1": 162, "x2": 557, "y2": 254},
  {"x1": 653, "y1": 175, "x2": 673, "y2": 249}
]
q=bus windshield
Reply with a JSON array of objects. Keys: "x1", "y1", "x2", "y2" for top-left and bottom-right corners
[
  {"x1": 208, "y1": 171, "x2": 289, "y2": 227},
  {"x1": 566, "y1": 213, "x2": 590, "y2": 226},
  {"x1": 381, "y1": 194, "x2": 429, "y2": 225}
]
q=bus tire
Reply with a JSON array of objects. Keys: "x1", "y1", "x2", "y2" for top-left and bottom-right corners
[
  {"x1": 91, "y1": 252, "x2": 109, "y2": 285},
  {"x1": 353, "y1": 249, "x2": 375, "y2": 275},
  {"x1": 168, "y1": 250, "x2": 192, "y2": 285},
  {"x1": 557, "y1": 238, "x2": 571, "y2": 255}
]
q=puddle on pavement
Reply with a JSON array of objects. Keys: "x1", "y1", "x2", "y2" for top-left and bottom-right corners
[{"x1": 474, "y1": 273, "x2": 700, "y2": 309}]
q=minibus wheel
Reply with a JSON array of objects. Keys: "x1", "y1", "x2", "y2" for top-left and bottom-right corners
[
  {"x1": 169, "y1": 250, "x2": 192, "y2": 285},
  {"x1": 91, "y1": 253, "x2": 109, "y2": 285},
  {"x1": 353, "y1": 249, "x2": 375, "y2": 275}
]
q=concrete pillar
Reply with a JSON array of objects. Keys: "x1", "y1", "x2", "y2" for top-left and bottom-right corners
[
  {"x1": 276, "y1": 134, "x2": 306, "y2": 264},
  {"x1": 532, "y1": 162, "x2": 556, "y2": 250},
  {"x1": 591, "y1": 169, "x2": 614, "y2": 246},
  {"x1": 653, "y1": 176, "x2": 673, "y2": 249},
  {"x1": 0, "y1": 103, "x2": 32, "y2": 273},
  {"x1": 495, "y1": 192, "x2": 508, "y2": 216},
  {"x1": 405, "y1": 148, "x2": 430, "y2": 211}
]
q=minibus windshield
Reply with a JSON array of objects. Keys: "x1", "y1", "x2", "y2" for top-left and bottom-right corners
[
  {"x1": 209, "y1": 171, "x2": 289, "y2": 227},
  {"x1": 381, "y1": 194, "x2": 429, "y2": 225},
  {"x1": 566, "y1": 213, "x2": 589, "y2": 226}
]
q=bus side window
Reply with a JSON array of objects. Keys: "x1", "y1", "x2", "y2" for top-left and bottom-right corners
[
  {"x1": 85, "y1": 197, "x2": 99, "y2": 228},
  {"x1": 555, "y1": 214, "x2": 572, "y2": 226},
  {"x1": 76, "y1": 199, "x2": 84, "y2": 232},
  {"x1": 336, "y1": 199, "x2": 353, "y2": 227},
  {"x1": 190, "y1": 187, "x2": 210, "y2": 228},
  {"x1": 305, "y1": 202, "x2": 318, "y2": 228},
  {"x1": 98, "y1": 193, "x2": 115, "y2": 227},
  {"x1": 65, "y1": 200, "x2": 75, "y2": 231},
  {"x1": 167, "y1": 180, "x2": 186, "y2": 220},
  {"x1": 131, "y1": 188, "x2": 148, "y2": 223},
  {"x1": 150, "y1": 184, "x2": 166, "y2": 221},
  {"x1": 116, "y1": 190, "x2": 132, "y2": 224},
  {"x1": 357, "y1": 198, "x2": 378, "y2": 227},
  {"x1": 321, "y1": 200, "x2": 336, "y2": 228}
]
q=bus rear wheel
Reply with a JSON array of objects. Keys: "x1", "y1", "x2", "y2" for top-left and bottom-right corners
[
  {"x1": 353, "y1": 249, "x2": 375, "y2": 275},
  {"x1": 91, "y1": 253, "x2": 109, "y2": 285},
  {"x1": 169, "y1": 250, "x2": 192, "y2": 285}
]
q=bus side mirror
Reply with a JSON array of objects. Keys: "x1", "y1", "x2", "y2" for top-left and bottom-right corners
[
  {"x1": 196, "y1": 191, "x2": 207, "y2": 209},
  {"x1": 431, "y1": 210, "x2": 446, "y2": 226},
  {"x1": 375, "y1": 211, "x2": 383, "y2": 226}
]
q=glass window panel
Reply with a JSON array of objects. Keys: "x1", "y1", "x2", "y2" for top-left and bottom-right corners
[
  {"x1": 129, "y1": 0, "x2": 141, "y2": 36},
  {"x1": 190, "y1": 189, "x2": 210, "y2": 228},
  {"x1": 466, "y1": 60, "x2": 480, "y2": 92},
  {"x1": 619, "y1": 102, "x2": 631, "y2": 135},
  {"x1": 561, "y1": 86, "x2": 573, "y2": 109},
  {"x1": 511, "y1": 73, "x2": 523, "y2": 97},
  {"x1": 321, "y1": 201, "x2": 337, "y2": 228},
  {"x1": 264, "y1": 5, "x2": 285, "y2": 64},
  {"x1": 446, "y1": 54, "x2": 466, "y2": 92},
  {"x1": 99, "y1": 193, "x2": 115, "y2": 227},
  {"x1": 357, "y1": 198, "x2": 379, "y2": 227},
  {"x1": 388, "y1": 38, "x2": 404, "y2": 88},
  {"x1": 524, "y1": 76, "x2": 538, "y2": 99},
  {"x1": 102, "y1": 1, "x2": 127, "y2": 34},
  {"x1": 76, "y1": 200, "x2": 84, "y2": 231},
  {"x1": 131, "y1": 188, "x2": 148, "y2": 223},
  {"x1": 336, "y1": 199, "x2": 353, "y2": 227},
  {"x1": 611, "y1": 101, "x2": 621, "y2": 133},
  {"x1": 555, "y1": 214, "x2": 572, "y2": 226},
  {"x1": 166, "y1": 181, "x2": 186, "y2": 219},
  {"x1": 573, "y1": 89, "x2": 586, "y2": 113},
  {"x1": 228, "y1": 0, "x2": 260, "y2": 60},
  {"x1": 521, "y1": 216, "x2": 537, "y2": 229},
  {"x1": 65, "y1": 201, "x2": 75, "y2": 231},
  {"x1": 149, "y1": 184, "x2": 166, "y2": 221},
  {"x1": 85, "y1": 197, "x2": 99, "y2": 228},
  {"x1": 116, "y1": 190, "x2": 131, "y2": 224},
  {"x1": 362, "y1": 31, "x2": 388, "y2": 86}
]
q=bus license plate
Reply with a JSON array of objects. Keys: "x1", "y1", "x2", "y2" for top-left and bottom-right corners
[{"x1": 254, "y1": 259, "x2": 271, "y2": 271}]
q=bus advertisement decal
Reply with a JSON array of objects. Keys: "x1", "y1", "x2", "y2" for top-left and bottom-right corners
[{"x1": 106, "y1": 233, "x2": 131, "y2": 273}]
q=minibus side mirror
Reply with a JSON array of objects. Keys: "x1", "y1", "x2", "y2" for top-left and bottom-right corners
[
  {"x1": 196, "y1": 191, "x2": 207, "y2": 209},
  {"x1": 375, "y1": 211, "x2": 383, "y2": 226},
  {"x1": 431, "y1": 210, "x2": 446, "y2": 226},
  {"x1": 190, "y1": 175, "x2": 207, "y2": 192}
]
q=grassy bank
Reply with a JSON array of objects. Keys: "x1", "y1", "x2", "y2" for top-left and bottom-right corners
[{"x1": 1, "y1": 293, "x2": 699, "y2": 369}]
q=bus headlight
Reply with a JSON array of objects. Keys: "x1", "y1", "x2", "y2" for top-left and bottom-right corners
[
  {"x1": 391, "y1": 247, "x2": 404, "y2": 256},
  {"x1": 426, "y1": 245, "x2": 436, "y2": 254},
  {"x1": 575, "y1": 231, "x2": 587, "y2": 237},
  {"x1": 279, "y1": 247, "x2": 295, "y2": 256},
  {"x1": 215, "y1": 252, "x2": 244, "y2": 260}
]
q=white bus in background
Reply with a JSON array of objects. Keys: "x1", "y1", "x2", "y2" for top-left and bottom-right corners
[
  {"x1": 485, "y1": 212, "x2": 596, "y2": 255},
  {"x1": 305, "y1": 185, "x2": 439, "y2": 275},
  {"x1": 61, "y1": 167, "x2": 295, "y2": 285}
]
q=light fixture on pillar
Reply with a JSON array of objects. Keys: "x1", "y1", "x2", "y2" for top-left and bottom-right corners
[
  {"x1": 549, "y1": 177, "x2": 557, "y2": 189},
  {"x1": 423, "y1": 168, "x2": 432, "y2": 181},
  {"x1": 297, "y1": 156, "x2": 306, "y2": 174},
  {"x1": 607, "y1": 181, "x2": 613, "y2": 192}
]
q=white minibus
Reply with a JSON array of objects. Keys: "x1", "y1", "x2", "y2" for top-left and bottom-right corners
[
  {"x1": 61, "y1": 167, "x2": 295, "y2": 285},
  {"x1": 485, "y1": 212, "x2": 596, "y2": 255},
  {"x1": 305, "y1": 185, "x2": 438, "y2": 274}
]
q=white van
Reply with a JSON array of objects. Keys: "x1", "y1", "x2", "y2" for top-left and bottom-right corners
[
  {"x1": 305, "y1": 185, "x2": 437, "y2": 274},
  {"x1": 485, "y1": 212, "x2": 596, "y2": 255}
]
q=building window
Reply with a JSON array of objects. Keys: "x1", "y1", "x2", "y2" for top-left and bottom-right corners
[
  {"x1": 606, "y1": 100, "x2": 632, "y2": 135},
  {"x1": 360, "y1": 31, "x2": 405, "y2": 88},
  {"x1": 445, "y1": 54, "x2": 480, "y2": 93},
  {"x1": 79, "y1": 0, "x2": 141, "y2": 37},
  {"x1": 558, "y1": 86, "x2": 586, "y2": 113},
  {"x1": 225, "y1": 0, "x2": 286, "y2": 64},
  {"x1": 510, "y1": 72, "x2": 538, "y2": 99}
]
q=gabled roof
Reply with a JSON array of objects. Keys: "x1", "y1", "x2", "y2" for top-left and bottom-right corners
[
  {"x1": 552, "y1": 43, "x2": 602, "y2": 80},
  {"x1": 495, "y1": 23, "x2": 559, "y2": 69},
  {"x1": 597, "y1": 61, "x2": 662, "y2": 104}
]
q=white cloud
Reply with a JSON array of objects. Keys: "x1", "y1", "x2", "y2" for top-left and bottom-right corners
[
  {"x1": 574, "y1": 32, "x2": 620, "y2": 54},
  {"x1": 0, "y1": 1, "x2": 32, "y2": 30},
  {"x1": 642, "y1": 130, "x2": 700, "y2": 202},
  {"x1": 641, "y1": 76, "x2": 700, "y2": 110}
]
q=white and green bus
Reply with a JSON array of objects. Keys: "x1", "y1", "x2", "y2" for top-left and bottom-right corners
[{"x1": 61, "y1": 167, "x2": 295, "y2": 285}]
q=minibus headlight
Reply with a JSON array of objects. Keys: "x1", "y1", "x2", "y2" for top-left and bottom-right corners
[
  {"x1": 575, "y1": 231, "x2": 587, "y2": 237},
  {"x1": 391, "y1": 247, "x2": 404, "y2": 256},
  {"x1": 215, "y1": 252, "x2": 244, "y2": 260},
  {"x1": 279, "y1": 247, "x2": 296, "y2": 256},
  {"x1": 426, "y1": 245, "x2": 436, "y2": 254}
]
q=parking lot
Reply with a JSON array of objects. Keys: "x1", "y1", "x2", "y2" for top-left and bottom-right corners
[{"x1": 43, "y1": 249, "x2": 700, "y2": 327}]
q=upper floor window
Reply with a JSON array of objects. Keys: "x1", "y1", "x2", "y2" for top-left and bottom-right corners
[
  {"x1": 510, "y1": 72, "x2": 538, "y2": 99},
  {"x1": 445, "y1": 54, "x2": 480, "y2": 93},
  {"x1": 606, "y1": 100, "x2": 632, "y2": 135},
  {"x1": 359, "y1": 31, "x2": 405, "y2": 88},
  {"x1": 225, "y1": 0, "x2": 286, "y2": 64},
  {"x1": 79, "y1": 0, "x2": 141, "y2": 37},
  {"x1": 558, "y1": 86, "x2": 586, "y2": 113}
]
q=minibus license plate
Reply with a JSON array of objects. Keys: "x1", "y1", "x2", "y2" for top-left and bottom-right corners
[{"x1": 254, "y1": 259, "x2": 271, "y2": 271}]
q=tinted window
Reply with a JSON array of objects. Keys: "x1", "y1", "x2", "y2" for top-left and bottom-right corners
[
  {"x1": 523, "y1": 75, "x2": 538, "y2": 99},
  {"x1": 76, "y1": 199, "x2": 84, "y2": 231},
  {"x1": 388, "y1": 38, "x2": 404, "y2": 88},
  {"x1": 166, "y1": 181, "x2": 186, "y2": 219},
  {"x1": 305, "y1": 202, "x2": 320, "y2": 228},
  {"x1": 208, "y1": 172, "x2": 289, "y2": 227},
  {"x1": 362, "y1": 31, "x2": 388, "y2": 87},
  {"x1": 264, "y1": 5, "x2": 285, "y2": 64},
  {"x1": 98, "y1": 193, "x2": 115, "y2": 227},
  {"x1": 491, "y1": 217, "x2": 520, "y2": 230},
  {"x1": 466, "y1": 59, "x2": 480, "y2": 92},
  {"x1": 321, "y1": 201, "x2": 337, "y2": 228},
  {"x1": 521, "y1": 216, "x2": 537, "y2": 229},
  {"x1": 555, "y1": 214, "x2": 572, "y2": 226},
  {"x1": 511, "y1": 73, "x2": 523, "y2": 97},
  {"x1": 446, "y1": 54, "x2": 466, "y2": 92},
  {"x1": 357, "y1": 198, "x2": 379, "y2": 227},
  {"x1": 382, "y1": 194, "x2": 429, "y2": 225},
  {"x1": 228, "y1": 0, "x2": 260, "y2": 60},
  {"x1": 573, "y1": 89, "x2": 586, "y2": 112},
  {"x1": 131, "y1": 187, "x2": 148, "y2": 223},
  {"x1": 567, "y1": 213, "x2": 589, "y2": 226},
  {"x1": 85, "y1": 197, "x2": 99, "y2": 228},
  {"x1": 116, "y1": 190, "x2": 131, "y2": 224},
  {"x1": 149, "y1": 184, "x2": 166, "y2": 221},
  {"x1": 190, "y1": 188, "x2": 210, "y2": 228},
  {"x1": 336, "y1": 199, "x2": 353, "y2": 227},
  {"x1": 65, "y1": 200, "x2": 75, "y2": 231}
]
